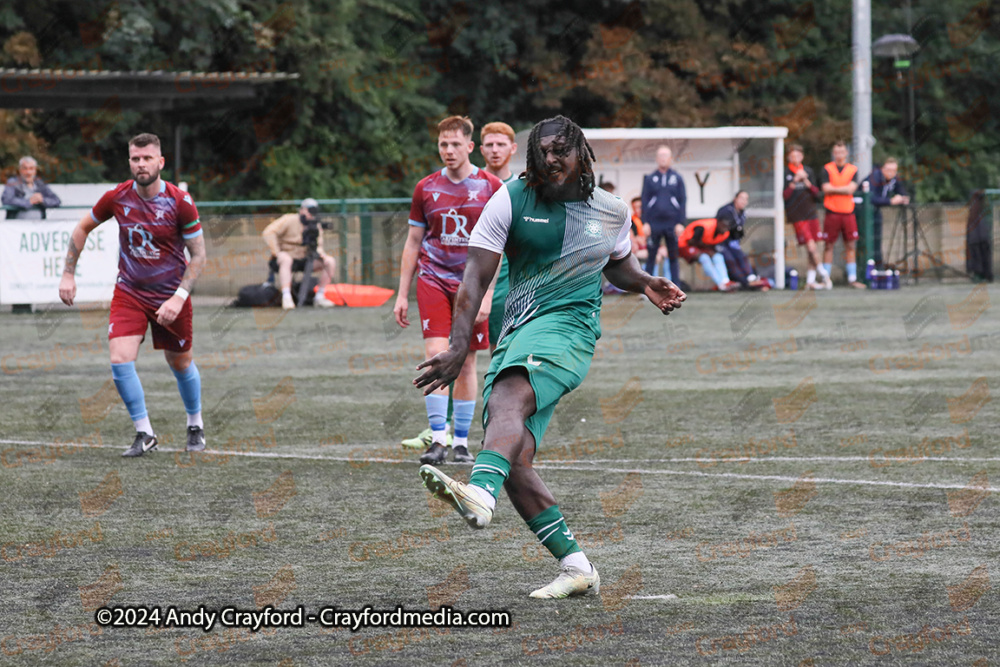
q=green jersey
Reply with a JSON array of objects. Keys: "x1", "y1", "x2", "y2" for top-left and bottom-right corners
[{"x1": 470, "y1": 179, "x2": 631, "y2": 343}]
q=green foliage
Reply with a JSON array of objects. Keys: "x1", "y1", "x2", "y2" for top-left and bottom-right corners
[{"x1": 0, "y1": 0, "x2": 997, "y2": 201}]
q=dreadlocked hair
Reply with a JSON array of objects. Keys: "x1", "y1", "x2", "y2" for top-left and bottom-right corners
[{"x1": 522, "y1": 115, "x2": 596, "y2": 204}]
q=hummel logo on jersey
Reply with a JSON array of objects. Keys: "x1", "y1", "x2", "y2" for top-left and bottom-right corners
[
  {"x1": 123, "y1": 206, "x2": 131, "y2": 217},
  {"x1": 432, "y1": 192, "x2": 441, "y2": 201},
  {"x1": 527, "y1": 354, "x2": 541, "y2": 366},
  {"x1": 562, "y1": 528, "x2": 575, "y2": 540},
  {"x1": 422, "y1": 318, "x2": 430, "y2": 331},
  {"x1": 524, "y1": 215, "x2": 549, "y2": 223},
  {"x1": 485, "y1": 484, "x2": 495, "y2": 493}
]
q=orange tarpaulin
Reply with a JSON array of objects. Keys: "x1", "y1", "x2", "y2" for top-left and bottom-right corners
[{"x1": 318, "y1": 284, "x2": 394, "y2": 307}]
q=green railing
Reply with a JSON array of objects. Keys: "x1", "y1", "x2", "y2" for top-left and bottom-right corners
[
  {"x1": 195, "y1": 199, "x2": 411, "y2": 285},
  {"x1": 5, "y1": 198, "x2": 412, "y2": 289}
]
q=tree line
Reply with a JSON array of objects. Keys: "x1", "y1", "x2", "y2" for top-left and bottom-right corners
[{"x1": 1, "y1": 0, "x2": 997, "y2": 202}]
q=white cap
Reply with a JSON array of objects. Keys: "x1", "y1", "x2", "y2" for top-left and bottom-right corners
[{"x1": 301, "y1": 197, "x2": 319, "y2": 210}]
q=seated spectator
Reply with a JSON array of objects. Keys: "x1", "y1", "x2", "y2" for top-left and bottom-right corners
[
  {"x1": 262, "y1": 198, "x2": 337, "y2": 310},
  {"x1": 715, "y1": 191, "x2": 770, "y2": 290},
  {"x1": 3, "y1": 156, "x2": 61, "y2": 219},
  {"x1": 679, "y1": 218, "x2": 736, "y2": 291},
  {"x1": 630, "y1": 196, "x2": 670, "y2": 279},
  {"x1": 629, "y1": 197, "x2": 648, "y2": 261}
]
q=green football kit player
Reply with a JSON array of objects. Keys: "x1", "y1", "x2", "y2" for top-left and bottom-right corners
[{"x1": 415, "y1": 116, "x2": 686, "y2": 598}]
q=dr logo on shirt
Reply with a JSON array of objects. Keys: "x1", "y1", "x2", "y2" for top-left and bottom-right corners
[
  {"x1": 127, "y1": 225, "x2": 160, "y2": 260},
  {"x1": 440, "y1": 209, "x2": 471, "y2": 246}
]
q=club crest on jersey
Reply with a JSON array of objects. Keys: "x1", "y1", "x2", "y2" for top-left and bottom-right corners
[
  {"x1": 155, "y1": 209, "x2": 165, "y2": 221},
  {"x1": 127, "y1": 225, "x2": 161, "y2": 260},
  {"x1": 585, "y1": 220, "x2": 602, "y2": 238},
  {"x1": 440, "y1": 208, "x2": 470, "y2": 246}
]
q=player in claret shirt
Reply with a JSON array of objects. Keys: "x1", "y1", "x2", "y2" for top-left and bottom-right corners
[
  {"x1": 393, "y1": 116, "x2": 503, "y2": 465},
  {"x1": 58, "y1": 133, "x2": 208, "y2": 458}
]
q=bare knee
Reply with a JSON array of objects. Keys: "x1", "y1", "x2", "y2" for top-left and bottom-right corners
[{"x1": 166, "y1": 351, "x2": 192, "y2": 371}]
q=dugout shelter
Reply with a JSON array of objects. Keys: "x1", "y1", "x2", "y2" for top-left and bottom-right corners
[{"x1": 511, "y1": 127, "x2": 790, "y2": 287}]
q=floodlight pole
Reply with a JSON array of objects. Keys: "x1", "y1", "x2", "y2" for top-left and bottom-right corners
[{"x1": 853, "y1": 0, "x2": 873, "y2": 179}]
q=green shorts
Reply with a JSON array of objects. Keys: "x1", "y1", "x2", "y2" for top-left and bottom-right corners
[
  {"x1": 488, "y1": 255, "x2": 510, "y2": 347},
  {"x1": 482, "y1": 312, "x2": 596, "y2": 449}
]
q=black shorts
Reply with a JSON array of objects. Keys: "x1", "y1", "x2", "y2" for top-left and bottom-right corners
[{"x1": 269, "y1": 256, "x2": 314, "y2": 273}]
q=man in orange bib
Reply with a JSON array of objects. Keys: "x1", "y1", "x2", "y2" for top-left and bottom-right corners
[{"x1": 820, "y1": 141, "x2": 865, "y2": 288}]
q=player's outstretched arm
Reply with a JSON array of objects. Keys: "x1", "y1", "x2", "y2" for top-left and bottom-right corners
[
  {"x1": 155, "y1": 233, "x2": 206, "y2": 326},
  {"x1": 58, "y1": 213, "x2": 101, "y2": 306},
  {"x1": 604, "y1": 252, "x2": 686, "y2": 316},
  {"x1": 414, "y1": 247, "x2": 501, "y2": 395}
]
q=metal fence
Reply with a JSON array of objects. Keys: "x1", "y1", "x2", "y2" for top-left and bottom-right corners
[
  {"x1": 198, "y1": 199, "x2": 411, "y2": 297},
  {"x1": 8, "y1": 195, "x2": 994, "y2": 298}
]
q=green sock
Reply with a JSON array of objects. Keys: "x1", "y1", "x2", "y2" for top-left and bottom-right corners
[
  {"x1": 469, "y1": 450, "x2": 510, "y2": 499},
  {"x1": 527, "y1": 505, "x2": 581, "y2": 559}
]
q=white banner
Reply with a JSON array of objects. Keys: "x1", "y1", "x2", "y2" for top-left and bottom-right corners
[{"x1": 0, "y1": 220, "x2": 120, "y2": 304}]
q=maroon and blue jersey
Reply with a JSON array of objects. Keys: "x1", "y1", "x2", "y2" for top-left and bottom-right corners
[
  {"x1": 408, "y1": 166, "x2": 502, "y2": 292},
  {"x1": 91, "y1": 180, "x2": 202, "y2": 307}
]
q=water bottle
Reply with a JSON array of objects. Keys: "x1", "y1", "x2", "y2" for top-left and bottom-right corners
[
  {"x1": 865, "y1": 259, "x2": 875, "y2": 282},
  {"x1": 788, "y1": 269, "x2": 798, "y2": 290},
  {"x1": 872, "y1": 270, "x2": 885, "y2": 289},
  {"x1": 891, "y1": 270, "x2": 900, "y2": 290}
]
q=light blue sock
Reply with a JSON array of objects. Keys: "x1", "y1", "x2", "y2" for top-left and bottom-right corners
[
  {"x1": 846, "y1": 262, "x2": 857, "y2": 282},
  {"x1": 822, "y1": 263, "x2": 832, "y2": 276},
  {"x1": 111, "y1": 361, "x2": 148, "y2": 422},
  {"x1": 712, "y1": 253, "x2": 730, "y2": 283},
  {"x1": 453, "y1": 399, "x2": 476, "y2": 440},
  {"x1": 170, "y1": 363, "x2": 202, "y2": 415},
  {"x1": 425, "y1": 393, "x2": 448, "y2": 441},
  {"x1": 663, "y1": 261, "x2": 671, "y2": 282}
]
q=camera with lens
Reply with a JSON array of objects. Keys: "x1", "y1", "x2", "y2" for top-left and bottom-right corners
[{"x1": 300, "y1": 206, "x2": 332, "y2": 253}]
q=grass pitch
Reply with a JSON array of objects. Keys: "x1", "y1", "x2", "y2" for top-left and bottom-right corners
[{"x1": 1, "y1": 284, "x2": 997, "y2": 665}]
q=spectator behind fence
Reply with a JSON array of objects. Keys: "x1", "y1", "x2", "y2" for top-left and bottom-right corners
[
  {"x1": 715, "y1": 191, "x2": 770, "y2": 290},
  {"x1": 863, "y1": 157, "x2": 909, "y2": 269},
  {"x1": 641, "y1": 145, "x2": 686, "y2": 282},
  {"x1": 629, "y1": 197, "x2": 648, "y2": 262},
  {"x1": 678, "y1": 218, "x2": 735, "y2": 291},
  {"x1": 784, "y1": 143, "x2": 831, "y2": 289},
  {"x1": 821, "y1": 141, "x2": 865, "y2": 288},
  {"x1": 3, "y1": 156, "x2": 61, "y2": 219},
  {"x1": 262, "y1": 198, "x2": 337, "y2": 310}
]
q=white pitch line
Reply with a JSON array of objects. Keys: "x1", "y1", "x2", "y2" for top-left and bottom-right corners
[
  {"x1": 537, "y1": 456, "x2": 1000, "y2": 464},
  {"x1": 531, "y1": 464, "x2": 1000, "y2": 492},
  {"x1": 628, "y1": 594, "x2": 679, "y2": 600},
  {"x1": 2, "y1": 440, "x2": 997, "y2": 465},
  {"x1": 1, "y1": 439, "x2": 996, "y2": 492}
]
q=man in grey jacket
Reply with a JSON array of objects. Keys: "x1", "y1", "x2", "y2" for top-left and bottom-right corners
[
  {"x1": 640, "y1": 145, "x2": 686, "y2": 283},
  {"x1": 3, "y1": 156, "x2": 61, "y2": 220}
]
